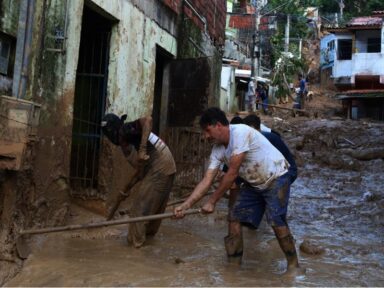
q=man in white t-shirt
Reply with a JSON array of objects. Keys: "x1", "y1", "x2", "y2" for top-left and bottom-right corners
[{"x1": 174, "y1": 107, "x2": 301, "y2": 274}]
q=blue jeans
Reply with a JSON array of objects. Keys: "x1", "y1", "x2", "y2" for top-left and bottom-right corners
[
  {"x1": 262, "y1": 98, "x2": 268, "y2": 112},
  {"x1": 229, "y1": 172, "x2": 291, "y2": 228}
]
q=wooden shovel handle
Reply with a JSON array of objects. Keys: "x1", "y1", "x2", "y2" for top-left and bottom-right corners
[
  {"x1": 106, "y1": 170, "x2": 141, "y2": 220},
  {"x1": 19, "y1": 208, "x2": 201, "y2": 236}
]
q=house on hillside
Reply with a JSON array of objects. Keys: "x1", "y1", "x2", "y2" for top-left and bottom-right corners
[
  {"x1": 320, "y1": 11, "x2": 384, "y2": 121},
  {"x1": 221, "y1": 0, "x2": 275, "y2": 112},
  {"x1": 0, "y1": 0, "x2": 226, "y2": 230}
]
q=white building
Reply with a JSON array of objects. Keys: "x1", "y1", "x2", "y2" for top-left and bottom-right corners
[{"x1": 321, "y1": 12, "x2": 384, "y2": 121}]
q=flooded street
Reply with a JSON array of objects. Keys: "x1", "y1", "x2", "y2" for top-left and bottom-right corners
[
  {"x1": 5, "y1": 118, "x2": 384, "y2": 287},
  {"x1": 2, "y1": 0, "x2": 384, "y2": 286}
]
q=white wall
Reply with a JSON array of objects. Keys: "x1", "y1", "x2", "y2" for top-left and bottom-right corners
[
  {"x1": 355, "y1": 30, "x2": 381, "y2": 53},
  {"x1": 333, "y1": 32, "x2": 384, "y2": 79},
  {"x1": 220, "y1": 65, "x2": 238, "y2": 112},
  {"x1": 64, "y1": 0, "x2": 177, "y2": 121}
]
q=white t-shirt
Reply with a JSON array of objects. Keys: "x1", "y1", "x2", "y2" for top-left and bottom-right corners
[
  {"x1": 247, "y1": 81, "x2": 255, "y2": 99},
  {"x1": 260, "y1": 123, "x2": 271, "y2": 133},
  {"x1": 208, "y1": 124, "x2": 289, "y2": 190}
]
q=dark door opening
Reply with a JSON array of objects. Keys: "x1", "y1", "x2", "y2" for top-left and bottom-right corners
[
  {"x1": 70, "y1": 6, "x2": 112, "y2": 191},
  {"x1": 152, "y1": 46, "x2": 173, "y2": 135},
  {"x1": 168, "y1": 57, "x2": 211, "y2": 127},
  {"x1": 162, "y1": 57, "x2": 211, "y2": 195}
]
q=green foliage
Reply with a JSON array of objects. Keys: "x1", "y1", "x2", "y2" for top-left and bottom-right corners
[
  {"x1": 271, "y1": 53, "x2": 305, "y2": 99},
  {"x1": 315, "y1": 0, "x2": 384, "y2": 17},
  {"x1": 261, "y1": 0, "x2": 384, "y2": 100},
  {"x1": 262, "y1": 0, "x2": 309, "y2": 99}
]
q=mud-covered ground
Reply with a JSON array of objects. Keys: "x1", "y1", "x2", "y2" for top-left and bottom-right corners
[{"x1": 3, "y1": 91, "x2": 384, "y2": 286}]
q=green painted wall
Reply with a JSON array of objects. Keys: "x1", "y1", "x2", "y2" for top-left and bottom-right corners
[{"x1": 0, "y1": 0, "x2": 20, "y2": 36}]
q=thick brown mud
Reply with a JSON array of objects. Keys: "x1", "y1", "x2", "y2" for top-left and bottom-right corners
[
  {"x1": 4, "y1": 117, "x2": 384, "y2": 287},
  {"x1": 6, "y1": 169, "x2": 384, "y2": 286}
]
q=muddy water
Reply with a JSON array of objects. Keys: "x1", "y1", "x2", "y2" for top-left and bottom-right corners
[
  {"x1": 6, "y1": 170, "x2": 384, "y2": 288},
  {"x1": 5, "y1": 118, "x2": 384, "y2": 286}
]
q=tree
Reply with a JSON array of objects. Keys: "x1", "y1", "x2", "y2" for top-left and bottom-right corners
[
  {"x1": 271, "y1": 52, "x2": 306, "y2": 104},
  {"x1": 314, "y1": 0, "x2": 384, "y2": 17}
]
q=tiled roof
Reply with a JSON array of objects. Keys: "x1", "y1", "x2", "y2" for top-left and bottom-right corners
[{"x1": 343, "y1": 89, "x2": 384, "y2": 94}]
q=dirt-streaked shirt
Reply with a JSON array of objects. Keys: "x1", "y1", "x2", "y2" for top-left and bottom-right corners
[
  {"x1": 121, "y1": 120, "x2": 176, "y2": 176},
  {"x1": 208, "y1": 124, "x2": 288, "y2": 190}
]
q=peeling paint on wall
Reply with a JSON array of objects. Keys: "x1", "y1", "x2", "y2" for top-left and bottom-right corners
[
  {"x1": 88, "y1": 0, "x2": 177, "y2": 120},
  {"x1": 0, "y1": 0, "x2": 21, "y2": 36}
]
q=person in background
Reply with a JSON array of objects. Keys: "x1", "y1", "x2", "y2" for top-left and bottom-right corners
[
  {"x1": 243, "y1": 114, "x2": 297, "y2": 184},
  {"x1": 298, "y1": 74, "x2": 307, "y2": 109},
  {"x1": 246, "y1": 78, "x2": 256, "y2": 112},
  {"x1": 260, "y1": 84, "x2": 269, "y2": 114},
  {"x1": 256, "y1": 84, "x2": 262, "y2": 111}
]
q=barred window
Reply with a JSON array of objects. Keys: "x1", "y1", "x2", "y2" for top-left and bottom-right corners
[
  {"x1": 367, "y1": 38, "x2": 381, "y2": 53},
  {"x1": 338, "y1": 39, "x2": 352, "y2": 60}
]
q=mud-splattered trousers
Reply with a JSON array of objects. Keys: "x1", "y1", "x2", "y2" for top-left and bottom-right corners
[
  {"x1": 229, "y1": 171, "x2": 291, "y2": 228},
  {"x1": 123, "y1": 136, "x2": 176, "y2": 248}
]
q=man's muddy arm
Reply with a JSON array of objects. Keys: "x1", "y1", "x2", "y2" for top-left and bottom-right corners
[
  {"x1": 203, "y1": 153, "x2": 245, "y2": 213},
  {"x1": 174, "y1": 169, "x2": 218, "y2": 217},
  {"x1": 137, "y1": 116, "x2": 152, "y2": 160}
]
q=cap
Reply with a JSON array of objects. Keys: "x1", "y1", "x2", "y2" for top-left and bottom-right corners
[{"x1": 101, "y1": 113, "x2": 123, "y2": 145}]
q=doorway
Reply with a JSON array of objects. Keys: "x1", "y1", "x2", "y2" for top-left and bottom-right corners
[
  {"x1": 152, "y1": 46, "x2": 173, "y2": 136},
  {"x1": 70, "y1": 6, "x2": 113, "y2": 191}
]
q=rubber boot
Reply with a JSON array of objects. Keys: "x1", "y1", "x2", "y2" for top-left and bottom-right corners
[
  {"x1": 224, "y1": 234, "x2": 243, "y2": 265},
  {"x1": 273, "y1": 227, "x2": 299, "y2": 271},
  {"x1": 127, "y1": 222, "x2": 146, "y2": 248}
]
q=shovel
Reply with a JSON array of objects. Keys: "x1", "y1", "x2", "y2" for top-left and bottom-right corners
[
  {"x1": 107, "y1": 169, "x2": 142, "y2": 220},
  {"x1": 16, "y1": 208, "x2": 201, "y2": 259}
]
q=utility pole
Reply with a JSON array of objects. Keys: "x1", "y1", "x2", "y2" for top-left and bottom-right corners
[
  {"x1": 339, "y1": 0, "x2": 344, "y2": 20},
  {"x1": 251, "y1": 0, "x2": 260, "y2": 78},
  {"x1": 299, "y1": 38, "x2": 302, "y2": 59},
  {"x1": 284, "y1": 14, "x2": 290, "y2": 53},
  {"x1": 255, "y1": 1, "x2": 260, "y2": 78}
]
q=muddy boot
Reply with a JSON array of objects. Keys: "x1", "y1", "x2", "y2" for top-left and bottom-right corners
[
  {"x1": 224, "y1": 234, "x2": 243, "y2": 265},
  {"x1": 127, "y1": 223, "x2": 146, "y2": 248},
  {"x1": 273, "y1": 227, "x2": 301, "y2": 274},
  {"x1": 276, "y1": 233, "x2": 299, "y2": 270}
]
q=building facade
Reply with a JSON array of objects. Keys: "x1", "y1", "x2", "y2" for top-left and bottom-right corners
[
  {"x1": 320, "y1": 12, "x2": 384, "y2": 120},
  {"x1": 0, "y1": 0, "x2": 226, "y2": 252}
]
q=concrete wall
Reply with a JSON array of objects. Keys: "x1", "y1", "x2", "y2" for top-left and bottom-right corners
[
  {"x1": 58, "y1": 0, "x2": 178, "y2": 123},
  {"x1": 26, "y1": 0, "x2": 183, "y2": 211},
  {"x1": 0, "y1": 0, "x2": 21, "y2": 95},
  {"x1": 355, "y1": 30, "x2": 381, "y2": 53},
  {"x1": 327, "y1": 30, "x2": 384, "y2": 84},
  {"x1": 0, "y1": 0, "x2": 20, "y2": 36},
  {"x1": 320, "y1": 33, "x2": 336, "y2": 69},
  {"x1": 351, "y1": 53, "x2": 384, "y2": 77},
  {"x1": 220, "y1": 65, "x2": 237, "y2": 112}
]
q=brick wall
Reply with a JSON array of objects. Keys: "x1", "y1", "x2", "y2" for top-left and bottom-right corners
[
  {"x1": 162, "y1": 0, "x2": 226, "y2": 45},
  {"x1": 162, "y1": 0, "x2": 182, "y2": 14}
]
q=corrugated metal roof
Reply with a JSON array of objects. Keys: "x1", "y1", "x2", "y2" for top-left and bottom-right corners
[{"x1": 347, "y1": 17, "x2": 382, "y2": 27}]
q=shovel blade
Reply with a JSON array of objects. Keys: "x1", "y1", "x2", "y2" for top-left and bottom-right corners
[{"x1": 16, "y1": 235, "x2": 31, "y2": 259}]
